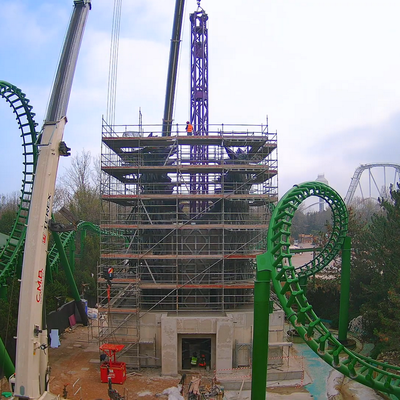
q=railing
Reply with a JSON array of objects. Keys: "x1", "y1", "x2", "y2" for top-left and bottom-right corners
[{"x1": 102, "y1": 119, "x2": 275, "y2": 139}]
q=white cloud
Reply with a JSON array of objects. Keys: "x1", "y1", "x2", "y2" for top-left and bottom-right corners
[{"x1": 1, "y1": 0, "x2": 399, "y2": 200}]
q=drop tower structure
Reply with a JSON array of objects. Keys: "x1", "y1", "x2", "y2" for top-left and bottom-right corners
[
  {"x1": 189, "y1": 6, "x2": 209, "y2": 217},
  {"x1": 99, "y1": 2, "x2": 280, "y2": 375}
]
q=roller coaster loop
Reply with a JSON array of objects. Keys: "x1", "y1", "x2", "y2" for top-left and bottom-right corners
[
  {"x1": 0, "y1": 81, "x2": 39, "y2": 287},
  {"x1": 0, "y1": 80, "x2": 108, "y2": 379},
  {"x1": 0, "y1": 83, "x2": 104, "y2": 286},
  {"x1": 253, "y1": 181, "x2": 400, "y2": 399}
]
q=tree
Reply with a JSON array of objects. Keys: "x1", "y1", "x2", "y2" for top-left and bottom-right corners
[
  {"x1": 0, "y1": 277, "x2": 20, "y2": 364},
  {"x1": 56, "y1": 150, "x2": 101, "y2": 224},
  {"x1": 73, "y1": 232, "x2": 99, "y2": 306},
  {"x1": 0, "y1": 152, "x2": 103, "y2": 366},
  {"x1": 346, "y1": 208, "x2": 375, "y2": 320},
  {"x1": 0, "y1": 192, "x2": 19, "y2": 235},
  {"x1": 348, "y1": 197, "x2": 382, "y2": 223},
  {"x1": 350, "y1": 185, "x2": 400, "y2": 355},
  {"x1": 291, "y1": 208, "x2": 332, "y2": 239}
]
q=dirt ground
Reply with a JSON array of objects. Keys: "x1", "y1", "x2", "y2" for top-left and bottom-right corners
[
  {"x1": 44, "y1": 322, "x2": 311, "y2": 400},
  {"x1": 48, "y1": 324, "x2": 184, "y2": 400}
]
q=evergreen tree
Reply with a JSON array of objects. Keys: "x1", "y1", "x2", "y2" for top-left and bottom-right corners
[{"x1": 359, "y1": 185, "x2": 400, "y2": 351}]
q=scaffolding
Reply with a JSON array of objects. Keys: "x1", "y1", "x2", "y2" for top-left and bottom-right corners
[{"x1": 98, "y1": 121, "x2": 278, "y2": 368}]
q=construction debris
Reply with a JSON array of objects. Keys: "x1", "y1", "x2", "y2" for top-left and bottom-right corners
[
  {"x1": 157, "y1": 384, "x2": 184, "y2": 400},
  {"x1": 157, "y1": 374, "x2": 225, "y2": 400}
]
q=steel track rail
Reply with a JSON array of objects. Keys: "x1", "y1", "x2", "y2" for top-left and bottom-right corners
[
  {"x1": 0, "y1": 81, "x2": 38, "y2": 286},
  {"x1": 261, "y1": 181, "x2": 400, "y2": 398},
  {"x1": 344, "y1": 163, "x2": 400, "y2": 205}
]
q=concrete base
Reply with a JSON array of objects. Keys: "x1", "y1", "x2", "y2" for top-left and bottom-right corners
[
  {"x1": 161, "y1": 313, "x2": 233, "y2": 376},
  {"x1": 217, "y1": 347, "x2": 305, "y2": 391},
  {"x1": 142, "y1": 308, "x2": 288, "y2": 377},
  {"x1": 219, "y1": 368, "x2": 305, "y2": 391}
]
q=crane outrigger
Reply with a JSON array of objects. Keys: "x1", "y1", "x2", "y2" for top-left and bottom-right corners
[{"x1": 12, "y1": 1, "x2": 91, "y2": 398}]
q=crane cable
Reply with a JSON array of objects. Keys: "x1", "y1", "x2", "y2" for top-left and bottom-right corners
[{"x1": 106, "y1": 0, "x2": 122, "y2": 126}]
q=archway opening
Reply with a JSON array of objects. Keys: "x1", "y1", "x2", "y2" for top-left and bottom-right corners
[{"x1": 181, "y1": 337, "x2": 211, "y2": 370}]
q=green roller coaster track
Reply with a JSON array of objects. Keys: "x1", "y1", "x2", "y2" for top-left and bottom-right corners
[
  {"x1": 0, "y1": 81, "x2": 106, "y2": 378},
  {"x1": 2, "y1": 82, "x2": 400, "y2": 396},
  {"x1": 0, "y1": 80, "x2": 39, "y2": 378},
  {"x1": 0, "y1": 81, "x2": 39, "y2": 287},
  {"x1": 253, "y1": 182, "x2": 400, "y2": 399},
  {"x1": 0, "y1": 82, "x2": 105, "y2": 285}
]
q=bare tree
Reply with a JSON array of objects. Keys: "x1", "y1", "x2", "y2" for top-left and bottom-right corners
[{"x1": 56, "y1": 150, "x2": 101, "y2": 223}]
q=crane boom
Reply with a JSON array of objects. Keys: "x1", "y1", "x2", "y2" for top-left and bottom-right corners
[
  {"x1": 13, "y1": 1, "x2": 91, "y2": 399},
  {"x1": 162, "y1": 0, "x2": 185, "y2": 136}
]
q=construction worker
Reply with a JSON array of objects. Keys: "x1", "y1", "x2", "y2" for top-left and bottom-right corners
[
  {"x1": 186, "y1": 121, "x2": 193, "y2": 135},
  {"x1": 198, "y1": 354, "x2": 206, "y2": 367}
]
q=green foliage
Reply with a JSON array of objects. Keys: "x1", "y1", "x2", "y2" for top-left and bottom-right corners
[
  {"x1": 45, "y1": 276, "x2": 69, "y2": 312},
  {"x1": 50, "y1": 150, "x2": 101, "y2": 306},
  {"x1": 0, "y1": 209, "x2": 17, "y2": 235},
  {"x1": 68, "y1": 187, "x2": 101, "y2": 224},
  {"x1": 299, "y1": 186, "x2": 400, "y2": 358},
  {"x1": 73, "y1": 233, "x2": 99, "y2": 305},
  {"x1": 0, "y1": 192, "x2": 19, "y2": 235},
  {"x1": 0, "y1": 278, "x2": 20, "y2": 357},
  {"x1": 349, "y1": 185, "x2": 400, "y2": 354},
  {"x1": 291, "y1": 208, "x2": 332, "y2": 239},
  {"x1": 346, "y1": 208, "x2": 376, "y2": 320},
  {"x1": 306, "y1": 276, "x2": 341, "y2": 328},
  {"x1": 0, "y1": 151, "x2": 102, "y2": 365}
]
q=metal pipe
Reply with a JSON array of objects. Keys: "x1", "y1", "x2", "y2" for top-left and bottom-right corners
[
  {"x1": 251, "y1": 253, "x2": 272, "y2": 400},
  {"x1": 52, "y1": 231, "x2": 88, "y2": 326},
  {"x1": 338, "y1": 236, "x2": 351, "y2": 343}
]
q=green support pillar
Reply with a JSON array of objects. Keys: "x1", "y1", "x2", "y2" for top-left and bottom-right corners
[
  {"x1": 68, "y1": 237, "x2": 76, "y2": 272},
  {"x1": 0, "y1": 336, "x2": 15, "y2": 378},
  {"x1": 52, "y1": 230, "x2": 88, "y2": 326},
  {"x1": 251, "y1": 253, "x2": 272, "y2": 400},
  {"x1": 80, "y1": 228, "x2": 87, "y2": 258},
  {"x1": 338, "y1": 236, "x2": 351, "y2": 343}
]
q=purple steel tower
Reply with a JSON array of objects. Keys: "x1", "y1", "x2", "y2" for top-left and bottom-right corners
[{"x1": 189, "y1": 5, "x2": 209, "y2": 217}]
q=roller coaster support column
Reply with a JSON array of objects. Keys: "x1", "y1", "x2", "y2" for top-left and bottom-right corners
[
  {"x1": 0, "y1": 337, "x2": 14, "y2": 378},
  {"x1": 52, "y1": 231, "x2": 88, "y2": 326},
  {"x1": 251, "y1": 253, "x2": 272, "y2": 400},
  {"x1": 338, "y1": 236, "x2": 351, "y2": 343}
]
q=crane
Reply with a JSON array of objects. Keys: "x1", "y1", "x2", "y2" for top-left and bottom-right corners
[{"x1": 12, "y1": 1, "x2": 91, "y2": 399}]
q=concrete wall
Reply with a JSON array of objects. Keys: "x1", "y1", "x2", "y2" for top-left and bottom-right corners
[
  {"x1": 139, "y1": 308, "x2": 287, "y2": 375},
  {"x1": 160, "y1": 313, "x2": 233, "y2": 376}
]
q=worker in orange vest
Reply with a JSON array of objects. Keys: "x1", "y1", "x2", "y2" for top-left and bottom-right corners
[{"x1": 186, "y1": 121, "x2": 193, "y2": 135}]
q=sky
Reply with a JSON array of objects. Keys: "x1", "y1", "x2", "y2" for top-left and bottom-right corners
[{"x1": 1, "y1": 0, "x2": 400, "y2": 201}]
